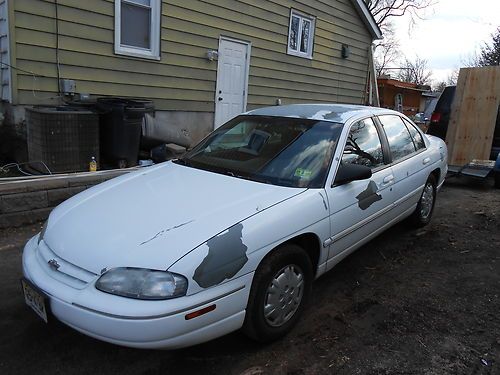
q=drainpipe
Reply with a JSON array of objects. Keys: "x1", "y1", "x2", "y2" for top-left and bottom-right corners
[
  {"x1": 368, "y1": 45, "x2": 380, "y2": 107},
  {"x1": 54, "y1": 0, "x2": 62, "y2": 97}
]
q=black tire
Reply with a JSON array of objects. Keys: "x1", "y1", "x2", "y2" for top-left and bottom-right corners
[
  {"x1": 409, "y1": 174, "x2": 437, "y2": 227},
  {"x1": 242, "y1": 244, "x2": 313, "y2": 342}
]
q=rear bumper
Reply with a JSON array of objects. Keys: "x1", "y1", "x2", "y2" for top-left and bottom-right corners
[{"x1": 22, "y1": 236, "x2": 252, "y2": 349}]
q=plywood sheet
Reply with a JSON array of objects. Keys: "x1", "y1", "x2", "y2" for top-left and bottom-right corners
[{"x1": 446, "y1": 66, "x2": 500, "y2": 166}]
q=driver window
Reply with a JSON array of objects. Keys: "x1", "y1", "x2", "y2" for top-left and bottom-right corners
[{"x1": 342, "y1": 118, "x2": 384, "y2": 169}]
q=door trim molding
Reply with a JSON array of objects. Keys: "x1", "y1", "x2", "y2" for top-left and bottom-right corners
[
  {"x1": 323, "y1": 184, "x2": 423, "y2": 248},
  {"x1": 214, "y1": 36, "x2": 251, "y2": 129}
]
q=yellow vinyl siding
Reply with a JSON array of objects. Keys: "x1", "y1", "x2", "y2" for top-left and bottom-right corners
[{"x1": 12, "y1": 0, "x2": 373, "y2": 109}]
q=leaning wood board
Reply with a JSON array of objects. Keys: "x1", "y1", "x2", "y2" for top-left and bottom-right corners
[{"x1": 446, "y1": 66, "x2": 500, "y2": 166}]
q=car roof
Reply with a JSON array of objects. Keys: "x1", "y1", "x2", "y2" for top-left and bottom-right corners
[{"x1": 245, "y1": 104, "x2": 396, "y2": 123}]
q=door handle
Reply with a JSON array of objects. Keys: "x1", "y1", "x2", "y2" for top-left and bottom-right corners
[
  {"x1": 422, "y1": 157, "x2": 431, "y2": 165},
  {"x1": 218, "y1": 97, "x2": 223, "y2": 101},
  {"x1": 382, "y1": 174, "x2": 394, "y2": 184}
]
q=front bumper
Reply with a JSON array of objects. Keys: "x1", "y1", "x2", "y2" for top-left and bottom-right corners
[{"x1": 22, "y1": 236, "x2": 252, "y2": 349}]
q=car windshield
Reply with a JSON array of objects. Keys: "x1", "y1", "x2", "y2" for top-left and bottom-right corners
[{"x1": 174, "y1": 115, "x2": 343, "y2": 188}]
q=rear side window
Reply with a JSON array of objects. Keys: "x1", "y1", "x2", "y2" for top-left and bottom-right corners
[
  {"x1": 403, "y1": 118, "x2": 426, "y2": 150},
  {"x1": 378, "y1": 115, "x2": 416, "y2": 162},
  {"x1": 342, "y1": 117, "x2": 384, "y2": 169}
]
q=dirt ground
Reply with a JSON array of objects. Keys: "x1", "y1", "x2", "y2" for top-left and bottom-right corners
[{"x1": 0, "y1": 177, "x2": 499, "y2": 375}]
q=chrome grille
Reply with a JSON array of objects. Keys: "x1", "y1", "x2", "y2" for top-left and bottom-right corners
[{"x1": 36, "y1": 241, "x2": 98, "y2": 289}]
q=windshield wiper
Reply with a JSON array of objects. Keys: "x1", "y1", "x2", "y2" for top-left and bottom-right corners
[{"x1": 173, "y1": 158, "x2": 191, "y2": 167}]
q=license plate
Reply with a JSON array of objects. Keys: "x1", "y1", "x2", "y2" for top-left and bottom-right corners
[{"x1": 21, "y1": 278, "x2": 49, "y2": 323}]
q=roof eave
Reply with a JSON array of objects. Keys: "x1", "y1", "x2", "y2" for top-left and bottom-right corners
[{"x1": 350, "y1": 0, "x2": 383, "y2": 40}]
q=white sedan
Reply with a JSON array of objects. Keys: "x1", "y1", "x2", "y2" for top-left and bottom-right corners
[{"x1": 21, "y1": 104, "x2": 447, "y2": 349}]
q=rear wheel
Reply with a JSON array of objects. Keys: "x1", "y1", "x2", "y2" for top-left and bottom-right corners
[
  {"x1": 243, "y1": 244, "x2": 313, "y2": 342},
  {"x1": 409, "y1": 174, "x2": 437, "y2": 227}
]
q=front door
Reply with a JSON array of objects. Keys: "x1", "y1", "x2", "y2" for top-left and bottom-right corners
[
  {"x1": 324, "y1": 117, "x2": 397, "y2": 271},
  {"x1": 214, "y1": 37, "x2": 250, "y2": 129}
]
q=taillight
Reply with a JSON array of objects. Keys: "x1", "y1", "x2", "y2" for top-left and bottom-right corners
[{"x1": 430, "y1": 112, "x2": 441, "y2": 123}]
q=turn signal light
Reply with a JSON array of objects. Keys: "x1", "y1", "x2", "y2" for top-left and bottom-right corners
[{"x1": 185, "y1": 304, "x2": 216, "y2": 320}]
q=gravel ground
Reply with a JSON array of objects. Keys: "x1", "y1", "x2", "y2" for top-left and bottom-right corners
[{"x1": 0, "y1": 177, "x2": 499, "y2": 375}]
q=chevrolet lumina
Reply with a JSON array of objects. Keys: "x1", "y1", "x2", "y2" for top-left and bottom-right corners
[{"x1": 22, "y1": 104, "x2": 448, "y2": 349}]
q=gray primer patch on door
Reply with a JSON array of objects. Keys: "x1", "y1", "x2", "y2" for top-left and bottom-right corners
[
  {"x1": 356, "y1": 180, "x2": 382, "y2": 210},
  {"x1": 193, "y1": 223, "x2": 248, "y2": 288}
]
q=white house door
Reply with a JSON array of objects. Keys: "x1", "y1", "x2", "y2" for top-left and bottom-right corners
[{"x1": 214, "y1": 38, "x2": 250, "y2": 129}]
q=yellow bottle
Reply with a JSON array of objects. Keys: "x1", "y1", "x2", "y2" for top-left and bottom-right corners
[{"x1": 89, "y1": 156, "x2": 97, "y2": 172}]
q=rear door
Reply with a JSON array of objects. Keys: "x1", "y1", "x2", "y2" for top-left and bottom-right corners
[
  {"x1": 376, "y1": 115, "x2": 429, "y2": 218},
  {"x1": 324, "y1": 117, "x2": 396, "y2": 270}
]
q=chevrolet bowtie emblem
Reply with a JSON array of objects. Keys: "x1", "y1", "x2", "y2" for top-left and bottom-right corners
[{"x1": 48, "y1": 259, "x2": 60, "y2": 271}]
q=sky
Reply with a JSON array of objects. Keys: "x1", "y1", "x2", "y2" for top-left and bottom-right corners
[{"x1": 391, "y1": 0, "x2": 500, "y2": 85}]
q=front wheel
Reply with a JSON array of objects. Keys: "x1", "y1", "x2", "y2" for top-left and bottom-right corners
[
  {"x1": 409, "y1": 174, "x2": 437, "y2": 227},
  {"x1": 242, "y1": 244, "x2": 313, "y2": 342}
]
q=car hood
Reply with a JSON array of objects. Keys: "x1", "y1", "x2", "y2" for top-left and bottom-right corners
[{"x1": 44, "y1": 162, "x2": 305, "y2": 274}]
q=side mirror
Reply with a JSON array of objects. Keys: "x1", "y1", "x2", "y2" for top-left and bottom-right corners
[{"x1": 333, "y1": 163, "x2": 372, "y2": 186}]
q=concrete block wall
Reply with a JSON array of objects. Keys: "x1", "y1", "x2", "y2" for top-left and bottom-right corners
[{"x1": 0, "y1": 169, "x2": 135, "y2": 229}]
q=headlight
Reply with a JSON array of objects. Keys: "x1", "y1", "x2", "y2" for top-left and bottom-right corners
[
  {"x1": 38, "y1": 221, "x2": 48, "y2": 245},
  {"x1": 95, "y1": 267, "x2": 188, "y2": 300}
]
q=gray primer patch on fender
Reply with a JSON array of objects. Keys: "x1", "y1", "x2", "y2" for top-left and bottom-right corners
[
  {"x1": 356, "y1": 180, "x2": 382, "y2": 210},
  {"x1": 193, "y1": 223, "x2": 248, "y2": 288}
]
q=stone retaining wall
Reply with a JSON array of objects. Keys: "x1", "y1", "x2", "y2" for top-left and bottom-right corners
[{"x1": 0, "y1": 169, "x2": 135, "y2": 228}]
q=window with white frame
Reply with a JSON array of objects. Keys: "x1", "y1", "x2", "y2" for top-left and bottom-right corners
[
  {"x1": 114, "y1": 0, "x2": 161, "y2": 59},
  {"x1": 287, "y1": 10, "x2": 315, "y2": 59}
]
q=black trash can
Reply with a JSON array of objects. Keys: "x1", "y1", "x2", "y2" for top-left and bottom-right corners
[{"x1": 97, "y1": 98, "x2": 154, "y2": 168}]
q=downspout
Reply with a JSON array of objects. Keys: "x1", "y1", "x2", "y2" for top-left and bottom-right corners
[
  {"x1": 54, "y1": 0, "x2": 61, "y2": 97},
  {"x1": 368, "y1": 44, "x2": 380, "y2": 107}
]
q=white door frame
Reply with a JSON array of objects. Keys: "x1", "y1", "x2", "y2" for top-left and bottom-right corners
[{"x1": 214, "y1": 36, "x2": 251, "y2": 129}]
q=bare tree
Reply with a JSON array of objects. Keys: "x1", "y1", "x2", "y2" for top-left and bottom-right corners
[
  {"x1": 433, "y1": 81, "x2": 447, "y2": 92},
  {"x1": 434, "y1": 68, "x2": 459, "y2": 90},
  {"x1": 478, "y1": 27, "x2": 500, "y2": 66},
  {"x1": 365, "y1": 0, "x2": 434, "y2": 29},
  {"x1": 373, "y1": 23, "x2": 401, "y2": 76},
  {"x1": 462, "y1": 28, "x2": 500, "y2": 67},
  {"x1": 367, "y1": 1, "x2": 434, "y2": 78},
  {"x1": 446, "y1": 68, "x2": 459, "y2": 85},
  {"x1": 396, "y1": 56, "x2": 432, "y2": 85},
  {"x1": 462, "y1": 50, "x2": 482, "y2": 68}
]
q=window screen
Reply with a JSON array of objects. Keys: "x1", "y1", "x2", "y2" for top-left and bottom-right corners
[{"x1": 121, "y1": 1, "x2": 151, "y2": 49}]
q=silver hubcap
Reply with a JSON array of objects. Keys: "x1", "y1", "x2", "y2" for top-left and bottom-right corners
[
  {"x1": 420, "y1": 182, "x2": 435, "y2": 219},
  {"x1": 263, "y1": 265, "x2": 304, "y2": 327}
]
